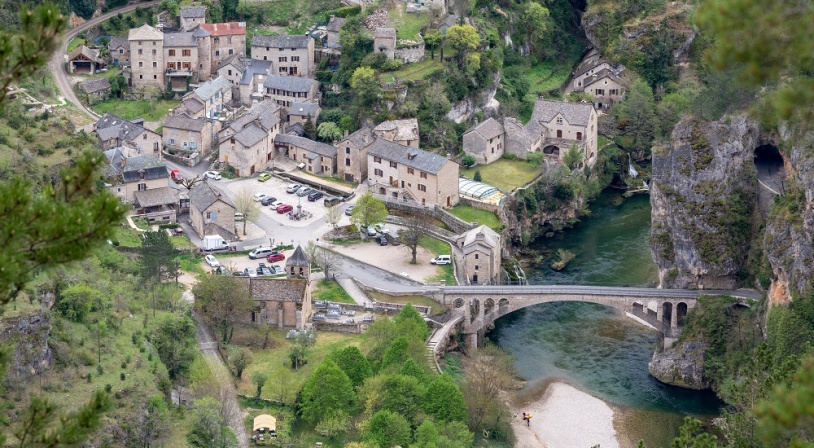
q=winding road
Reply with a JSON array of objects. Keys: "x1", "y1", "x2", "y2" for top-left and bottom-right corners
[{"x1": 47, "y1": 1, "x2": 160, "y2": 120}]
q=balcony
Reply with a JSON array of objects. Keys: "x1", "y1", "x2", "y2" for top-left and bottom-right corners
[{"x1": 165, "y1": 68, "x2": 193, "y2": 77}]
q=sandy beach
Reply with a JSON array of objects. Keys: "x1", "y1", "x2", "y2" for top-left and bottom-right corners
[{"x1": 511, "y1": 382, "x2": 619, "y2": 448}]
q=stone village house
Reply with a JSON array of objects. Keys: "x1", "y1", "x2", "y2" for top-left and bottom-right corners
[
  {"x1": 263, "y1": 75, "x2": 320, "y2": 108},
  {"x1": 218, "y1": 100, "x2": 282, "y2": 176},
  {"x1": 77, "y1": 78, "x2": 111, "y2": 104},
  {"x1": 456, "y1": 225, "x2": 502, "y2": 285},
  {"x1": 373, "y1": 118, "x2": 420, "y2": 148},
  {"x1": 274, "y1": 134, "x2": 337, "y2": 176},
  {"x1": 107, "y1": 36, "x2": 130, "y2": 67},
  {"x1": 94, "y1": 113, "x2": 162, "y2": 157},
  {"x1": 68, "y1": 45, "x2": 105, "y2": 74},
  {"x1": 373, "y1": 27, "x2": 397, "y2": 60},
  {"x1": 188, "y1": 179, "x2": 237, "y2": 240},
  {"x1": 250, "y1": 34, "x2": 315, "y2": 77},
  {"x1": 335, "y1": 127, "x2": 375, "y2": 183},
  {"x1": 462, "y1": 117, "x2": 504, "y2": 165}
]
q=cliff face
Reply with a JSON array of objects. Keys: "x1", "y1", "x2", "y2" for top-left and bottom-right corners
[
  {"x1": 1, "y1": 311, "x2": 53, "y2": 382},
  {"x1": 648, "y1": 340, "x2": 710, "y2": 390},
  {"x1": 650, "y1": 115, "x2": 759, "y2": 289}
]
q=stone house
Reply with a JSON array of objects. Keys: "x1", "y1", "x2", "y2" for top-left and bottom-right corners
[
  {"x1": 250, "y1": 34, "x2": 315, "y2": 77},
  {"x1": 218, "y1": 100, "x2": 282, "y2": 176},
  {"x1": 243, "y1": 246, "x2": 312, "y2": 329},
  {"x1": 335, "y1": 127, "x2": 375, "y2": 183},
  {"x1": 217, "y1": 53, "x2": 247, "y2": 87},
  {"x1": 107, "y1": 36, "x2": 130, "y2": 66},
  {"x1": 325, "y1": 16, "x2": 346, "y2": 49},
  {"x1": 129, "y1": 24, "x2": 166, "y2": 91},
  {"x1": 162, "y1": 112, "x2": 220, "y2": 159},
  {"x1": 526, "y1": 99, "x2": 599, "y2": 166},
  {"x1": 77, "y1": 78, "x2": 111, "y2": 104},
  {"x1": 373, "y1": 118, "x2": 419, "y2": 148},
  {"x1": 263, "y1": 75, "x2": 320, "y2": 108},
  {"x1": 462, "y1": 117, "x2": 504, "y2": 165},
  {"x1": 238, "y1": 59, "x2": 272, "y2": 105},
  {"x1": 503, "y1": 117, "x2": 541, "y2": 158},
  {"x1": 95, "y1": 113, "x2": 162, "y2": 157},
  {"x1": 287, "y1": 101, "x2": 320, "y2": 126},
  {"x1": 367, "y1": 139, "x2": 459, "y2": 207},
  {"x1": 188, "y1": 179, "x2": 237, "y2": 240},
  {"x1": 185, "y1": 75, "x2": 233, "y2": 118},
  {"x1": 456, "y1": 225, "x2": 501, "y2": 285},
  {"x1": 199, "y1": 22, "x2": 246, "y2": 70},
  {"x1": 103, "y1": 153, "x2": 169, "y2": 203},
  {"x1": 373, "y1": 27, "x2": 397, "y2": 60},
  {"x1": 581, "y1": 69, "x2": 626, "y2": 110},
  {"x1": 163, "y1": 31, "x2": 200, "y2": 91},
  {"x1": 133, "y1": 186, "x2": 180, "y2": 224},
  {"x1": 68, "y1": 45, "x2": 104, "y2": 74},
  {"x1": 179, "y1": 6, "x2": 207, "y2": 31},
  {"x1": 571, "y1": 49, "x2": 618, "y2": 91},
  {"x1": 275, "y1": 134, "x2": 337, "y2": 176}
]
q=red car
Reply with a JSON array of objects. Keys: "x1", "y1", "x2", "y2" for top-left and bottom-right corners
[
  {"x1": 266, "y1": 251, "x2": 286, "y2": 262},
  {"x1": 276, "y1": 204, "x2": 293, "y2": 214},
  {"x1": 169, "y1": 169, "x2": 184, "y2": 183}
]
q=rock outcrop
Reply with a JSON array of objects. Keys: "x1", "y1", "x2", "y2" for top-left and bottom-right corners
[
  {"x1": 649, "y1": 340, "x2": 710, "y2": 390},
  {"x1": 1, "y1": 311, "x2": 53, "y2": 382},
  {"x1": 650, "y1": 115, "x2": 760, "y2": 289}
]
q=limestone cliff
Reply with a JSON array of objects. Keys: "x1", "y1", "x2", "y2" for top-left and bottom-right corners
[
  {"x1": 650, "y1": 115, "x2": 759, "y2": 289},
  {"x1": 648, "y1": 340, "x2": 710, "y2": 390},
  {"x1": 1, "y1": 311, "x2": 53, "y2": 382}
]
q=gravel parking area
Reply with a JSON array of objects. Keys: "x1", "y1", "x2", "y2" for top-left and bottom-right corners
[
  {"x1": 322, "y1": 237, "x2": 442, "y2": 283},
  {"x1": 226, "y1": 177, "x2": 333, "y2": 227},
  {"x1": 199, "y1": 248, "x2": 294, "y2": 275}
]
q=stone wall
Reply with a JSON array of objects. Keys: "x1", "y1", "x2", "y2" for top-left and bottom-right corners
[
  {"x1": 395, "y1": 44, "x2": 425, "y2": 64},
  {"x1": 378, "y1": 195, "x2": 476, "y2": 234}
]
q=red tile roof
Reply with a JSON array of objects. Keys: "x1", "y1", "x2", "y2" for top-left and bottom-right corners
[{"x1": 199, "y1": 22, "x2": 246, "y2": 36}]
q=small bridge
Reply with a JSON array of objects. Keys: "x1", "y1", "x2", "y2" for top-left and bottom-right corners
[{"x1": 421, "y1": 285, "x2": 760, "y2": 350}]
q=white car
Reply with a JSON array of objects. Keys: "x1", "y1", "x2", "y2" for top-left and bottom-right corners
[
  {"x1": 252, "y1": 193, "x2": 267, "y2": 202},
  {"x1": 270, "y1": 200, "x2": 283, "y2": 208},
  {"x1": 431, "y1": 255, "x2": 452, "y2": 265},
  {"x1": 204, "y1": 255, "x2": 220, "y2": 268},
  {"x1": 374, "y1": 223, "x2": 390, "y2": 234},
  {"x1": 204, "y1": 171, "x2": 222, "y2": 180},
  {"x1": 243, "y1": 268, "x2": 258, "y2": 277},
  {"x1": 234, "y1": 212, "x2": 244, "y2": 221}
]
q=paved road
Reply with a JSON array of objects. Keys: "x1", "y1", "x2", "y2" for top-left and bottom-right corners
[{"x1": 47, "y1": 1, "x2": 161, "y2": 120}]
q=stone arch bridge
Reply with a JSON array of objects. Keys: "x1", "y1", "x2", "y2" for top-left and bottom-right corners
[{"x1": 425, "y1": 285, "x2": 760, "y2": 349}]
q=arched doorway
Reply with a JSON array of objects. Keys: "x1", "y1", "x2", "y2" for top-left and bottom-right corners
[
  {"x1": 543, "y1": 145, "x2": 560, "y2": 157},
  {"x1": 754, "y1": 144, "x2": 784, "y2": 193},
  {"x1": 676, "y1": 302, "x2": 688, "y2": 326},
  {"x1": 662, "y1": 302, "x2": 673, "y2": 326}
]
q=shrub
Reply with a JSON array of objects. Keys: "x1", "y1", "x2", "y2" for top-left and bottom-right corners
[
  {"x1": 120, "y1": 373, "x2": 126, "y2": 381},
  {"x1": 461, "y1": 155, "x2": 476, "y2": 168},
  {"x1": 105, "y1": 384, "x2": 112, "y2": 393},
  {"x1": 97, "y1": 365, "x2": 103, "y2": 375}
]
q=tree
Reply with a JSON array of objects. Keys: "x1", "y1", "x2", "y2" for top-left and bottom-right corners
[
  {"x1": 755, "y1": 353, "x2": 814, "y2": 446},
  {"x1": 193, "y1": 275, "x2": 254, "y2": 345},
  {"x1": 400, "y1": 214, "x2": 431, "y2": 264},
  {"x1": 303, "y1": 114, "x2": 316, "y2": 139},
  {"x1": 270, "y1": 366, "x2": 294, "y2": 403},
  {"x1": 187, "y1": 396, "x2": 238, "y2": 448},
  {"x1": 360, "y1": 374, "x2": 426, "y2": 424},
  {"x1": 12, "y1": 392, "x2": 112, "y2": 448},
  {"x1": 140, "y1": 231, "x2": 179, "y2": 316},
  {"x1": 399, "y1": 358, "x2": 427, "y2": 382},
  {"x1": 251, "y1": 371, "x2": 269, "y2": 398},
  {"x1": 413, "y1": 420, "x2": 474, "y2": 448},
  {"x1": 299, "y1": 360, "x2": 356, "y2": 424},
  {"x1": 350, "y1": 66, "x2": 381, "y2": 106},
  {"x1": 54, "y1": 283, "x2": 99, "y2": 323},
  {"x1": 350, "y1": 193, "x2": 387, "y2": 230},
  {"x1": 324, "y1": 204, "x2": 341, "y2": 229},
  {"x1": 69, "y1": 0, "x2": 96, "y2": 20},
  {"x1": 473, "y1": 170, "x2": 482, "y2": 182},
  {"x1": 220, "y1": 0, "x2": 238, "y2": 21},
  {"x1": 670, "y1": 417, "x2": 720, "y2": 448},
  {"x1": 364, "y1": 410, "x2": 411, "y2": 448},
  {"x1": 446, "y1": 24, "x2": 479, "y2": 55},
  {"x1": 522, "y1": 3, "x2": 550, "y2": 53},
  {"x1": 423, "y1": 374, "x2": 468, "y2": 423},
  {"x1": 125, "y1": 395, "x2": 170, "y2": 448},
  {"x1": 562, "y1": 144, "x2": 583, "y2": 170},
  {"x1": 306, "y1": 243, "x2": 342, "y2": 279},
  {"x1": 396, "y1": 303, "x2": 431, "y2": 340},
  {"x1": 314, "y1": 409, "x2": 350, "y2": 439},
  {"x1": 152, "y1": 314, "x2": 196, "y2": 380},
  {"x1": 424, "y1": 30, "x2": 442, "y2": 59},
  {"x1": 317, "y1": 121, "x2": 343, "y2": 142},
  {"x1": 613, "y1": 78, "x2": 657, "y2": 156},
  {"x1": 232, "y1": 186, "x2": 260, "y2": 236},
  {"x1": 461, "y1": 154, "x2": 476, "y2": 168},
  {"x1": 110, "y1": 74, "x2": 127, "y2": 99},
  {"x1": 229, "y1": 347, "x2": 252, "y2": 380},
  {"x1": 330, "y1": 346, "x2": 372, "y2": 388}
]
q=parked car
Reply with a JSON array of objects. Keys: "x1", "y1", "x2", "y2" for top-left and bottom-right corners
[
  {"x1": 249, "y1": 246, "x2": 276, "y2": 259},
  {"x1": 204, "y1": 254, "x2": 220, "y2": 268},
  {"x1": 431, "y1": 255, "x2": 452, "y2": 265},
  {"x1": 286, "y1": 183, "x2": 302, "y2": 194},
  {"x1": 297, "y1": 162, "x2": 306, "y2": 170},
  {"x1": 307, "y1": 191, "x2": 324, "y2": 202},
  {"x1": 252, "y1": 193, "x2": 267, "y2": 202},
  {"x1": 366, "y1": 226, "x2": 377, "y2": 236},
  {"x1": 296, "y1": 186, "x2": 312, "y2": 197},
  {"x1": 266, "y1": 251, "x2": 285, "y2": 262},
  {"x1": 257, "y1": 266, "x2": 273, "y2": 276},
  {"x1": 326, "y1": 311, "x2": 341, "y2": 319},
  {"x1": 374, "y1": 223, "x2": 390, "y2": 234},
  {"x1": 257, "y1": 172, "x2": 272, "y2": 182},
  {"x1": 204, "y1": 171, "x2": 221, "y2": 180},
  {"x1": 234, "y1": 212, "x2": 244, "y2": 222},
  {"x1": 169, "y1": 169, "x2": 184, "y2": 183},
  {"x1": 243, "y1": 267, "x2": 258, "y2": 278},
  {"x1": 269, "y1": 265, "x2": 284, "y2": 274},
  {"x1": 362, "y1": 315, "x2": 375, "y2": 323},
  {"x1": 377, "y1": 235, "x2": 388, "y2": 246},
  {"x1": 324, "y1": 197, "x2": 340, "y2": 207},
  {"x1": 276, "y1": 204, "x2": 293, "y2": 214},
  {"x1": 269, "y1": 200, "x2": 283, "y2": 208},
  {"x1": 260, "y1": 196, "x2": 277, "y2": 206},
  {"x1": 342, "y1": 310, "x2": 356, "y2": 316},
  {"x1": 312, "y1": 313, "x2": 326, "y2": 322},
  {"x1": 345, "y1": 205, "x2": 355, "y2": 216}
]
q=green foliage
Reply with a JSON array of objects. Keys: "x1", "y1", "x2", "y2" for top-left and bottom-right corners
[
  {"x1": 398, "y1": 358, "x2": 427, "y2": 382},
  {"x1": 413, "y1": 420, "x2": 475, "y2": 448},
  {"x1": 54, "y1": 284, "x2": 100, "y2": 323},
  {"x1": 12, "y1": 391, "x2": 112, "y2": 447},
  {"x1": 69, "y1": 0, "x2": 96, "y2": 20},
  {"x1": 317, "y1": 121, "x2": 343, "y2": 142},
  {"x1": 187, "y1": 396, "x2": 238, "y2": 448},
  {"x1": 364, "y1": 410, "x2": 411, "y2": 448},
  {"x1": 755, "y1": 353, "x2": 814, "y2": 446},
  {"x1": 139, "y1": 231, "x2": 179, "y2": 286},
  {"x1": 395, "y1": 303, "x2": 431, "y2": 341},
  {"x1": 521, "y1": 3, "x2": 550, "y2": 53},
  {"x1": 303, "y1": 114, "x2": 316, "y2": 139},
  {"x1": 423, "y1": 374, "x2": 468, "y2": 423},
  {"x1": 612, "y1": 79, "x2": 657, "y2": 154},
  {"x1": 562, "y1": 144, "x2": 583, "y2": 170},
  {"x1": 329, "y1": 346, "x2": 372, "y2": 388},
  {"x1": 350, "y1": 66, "x2": 380, "y2": 107},
  {"x1": 299, "y1": 360, "x2": 356, "y2": 424},
  {"x1": 461, "y1": 154, "x2": 476, "y2": 168},
  {"x1": 229, "y1": 347, "x2": 252, "y2": 380},
  {"x1": 193, "y1": 275, "x2": 255, "y2": 345},
  {"x1": 151, "y1": 314, "x2": 196, "y2": 380},
  {"x1": 473, "y1": 170, "x2": 482, "y2": 182},
  {"x1": 252, "y1": 371, "x2": 269, "y2": 397},
  {"x1": 350, "y1": 192, "x2": 387, "y2": 229},
  {"x1": 670, "y1": 417, "x2": 720, "y2": 447},
  {"x1": 360, "y1": 374, "x2": 425, "y2": 424}
]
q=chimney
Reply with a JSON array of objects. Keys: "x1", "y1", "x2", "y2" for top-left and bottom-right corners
[{"x1": 344, "y1": 129, "x2": 349, "y2": 139}]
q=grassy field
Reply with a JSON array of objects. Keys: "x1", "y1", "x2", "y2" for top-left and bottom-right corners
[
  {"x1": 388, "y1": 3, "x2": 430, "y2": 41},
  {"x1": 367, "y1": 291, "x2": 448, "y2": 316},
  {"x1": 313, "y1": 279, "x2": 355, "y2": 304},
  {"x1": 419, "y1": 237, "x2": 456, "y2": 285},
  {"x1": 92, "y1": 99, "x2": 179, "y2": 121},
  {"x1": 391, "y1": 58, "x2": 444, "y2": 81},
  {"x1": 448, "y1": 205, "x2": 501, "y2": 230},
  {"x1": 461, "y1": 158, "x2": 542, "y2": 191},
  {"x1": 67, "y1": 37, "x2": 86, "y2": 52}
]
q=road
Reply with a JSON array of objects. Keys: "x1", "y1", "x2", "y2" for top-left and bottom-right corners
[{"x1": 47, "y1": 1, "x2": 161, "y2": 120}]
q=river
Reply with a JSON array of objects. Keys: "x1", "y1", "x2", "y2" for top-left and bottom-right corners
[{"x1": 490, "y1": 190, "x2": 723, "y2": 447}]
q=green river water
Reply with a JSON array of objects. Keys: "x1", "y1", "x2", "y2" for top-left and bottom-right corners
[{"x1": 490, "y1": 190, "x2": 723, "y2": 447}]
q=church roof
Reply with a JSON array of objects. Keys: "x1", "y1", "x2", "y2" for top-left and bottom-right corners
[{"x1": 286, "y1": 245, "x2": 310, "y2": 267}]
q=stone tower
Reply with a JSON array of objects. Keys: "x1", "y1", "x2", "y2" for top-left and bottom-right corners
[
  {"x1": 193, "y1": 26, "x2": 212, "y2": 81},
  {"x1": 286, "y1": 245, "x2": 311, "y2": 279}
]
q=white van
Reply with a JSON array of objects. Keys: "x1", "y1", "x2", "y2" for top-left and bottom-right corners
[
  {"x1": 431, "y1": 255, "x2": 452, "y2": 265},
  {"x1": 248, "y1": 246, "x2": 277, "y2": 259}
]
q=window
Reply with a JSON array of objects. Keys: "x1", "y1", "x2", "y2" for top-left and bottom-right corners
[
  {"x1": 214, "y1": 37, "x2": 220, "y2": 44},
  {"x1": 475, "y1": 265, "x2": 479, "y2": 270},
  {"x1": 205, "y1": 211, "x2": 212, "y2": 219},
  {"x1": 138, "y1": 41, "x2": 142, "y2": 46},
  {"x1": 227, "y1": 37, "x2": 232, "y2": 44},
  {"x1": 345, "y1": 158, "x2": 350, "y2": 166},
  {"x1": 182, "y1": 62, "x2": 191, "y2": 69},
  {"x1": 389, "y1": 161, "x2": 397, "y2": 168},
  {"x1": 228, "y1": 49, "x2": 233, "y2": 55},
  {"x1": 279, "y1": 57, "x2": 287, "y2": 62},
  {"x1": 556, "y1": 117, "x2": 563, "y2": 124},
  {"x1": 610, "y1": 89, "x2": 618, "y2": 95},
  {"x1": 407, "y1": 168, "x2": 414, "y2": 174},
  {"x1": 152, "y1": 49, "x2": 156, "y2": 55},
  {"x1": 169, "y1": 138, "x2": 176, "y2": 145},
  {"x1": 418, "y1": 184, "x2": 426, "y2": 192},
  {"x1": 139, "y1": 75, "x2": 143, "y2": 79},
  {"x1": 576, "y1": 132, "x2": 582, "y2": 141},
  {"x1": 139, "y1": 61, "x2": 143, "y2": 67},
  {"x1": 154, "y1": 75, "x2": 157, "y2": 79},
  {"x1": 138, "y1": 49, "x2": 143, "y2": 55},
  {"x1": 215, "y1": 50, "x2": 220, "y2": 56},
  {"x1": 152, "y1": 61, "x2": 157, "y2": 68},
  {"x1": 420, "y1": 172, "x2": 427, "y2": 179},
  {"x1": 143, "y1": 134, "x2": 147, "y2": 140},
  {"x1": 182, "y1": 49, "x2": 191, "y2": 57},
  {"x1": 292, "y1": 56, "x2": 299, "y2": 62},
  {"x1": 290, "y1": 67, "x2": 297, "y2": 75},
  {"x1": 595, "y1": 89, "x2": 605, "y2": 95},
  {"x1": 374, "y1": 168, "x2": 383, "y2": 176},
  {"x1": 167, "y1": 62, "x2": 175, "y2": 69},
  {"x1": 475, "y1": 254, "x2": 479, "y2": 260},
  {"x1": 228, "y1": 69, "x2": 232, "y2": 75},
  {"x1": 280, "y1": 66, "x2": 288, "y2": 73},
  {"x1": 138, "y1": 183, "x2": 147, "y2": 190},
  {"x1": 345, "y1": 147, "x2": 350, "y2": 154},
  {"x1": 373, "y1": 156, "x2": 382, "y2": 163},
  {"x1": 119, "y1": 49, "x2": 123, "y2": 54}
]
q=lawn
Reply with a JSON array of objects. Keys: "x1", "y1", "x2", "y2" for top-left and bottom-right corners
[
  {"x1": 388, "y1": 3, "x2": 430, "y2": 41},
  {"x1": 461, "y1": 158, "x2": 542, "y2": 191},
  {"x1": 112, "y1": 225, "x2": 143, "y2": 248},
  {"x1": 367, "y1": 291, "x2": 448, "y2": 316},
  {"x1": 391, "y1": 58, "x2": 444, "y2": 81},
  {"x1": 67, "y1": 37, "x2": 86, "y2": 52},
  {"x1": 92, "y1": 98, "x2": 179, "y2": 121},
  {"x1": 419, "y1": 236, "x2": 450, "y2": 256},
  {"x1": 448, "y1": 205, "x2": 501, "y2": 230},
  {"x1": 313, "y1": 279, "x2": 356, "y2": 304},
  {"x1": 177, "y1": 252, "x2": 205, "y2": 275}
]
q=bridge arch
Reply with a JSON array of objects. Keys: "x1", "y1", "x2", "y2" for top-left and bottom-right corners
[
  {"x1": 662, "y1": 302, "x2": 673, "y2": 327},
  {"x1": 676, "y1": 302, "x2": 688, "y2": 326},
  {"x1": 470, "y1": 299, "x2": 480, "y2": 323},
  {"x1": 484, "y1": 298, "x2": 495, "y2": 314}
]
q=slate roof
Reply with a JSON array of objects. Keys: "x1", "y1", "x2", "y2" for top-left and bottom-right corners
[
  {"x1": 200, "y1": 22, "x2": 246, "y2": 36},
  {"x1": 464, "y1": 117, "x2": 503, "y2": 140},
  {"x1": 103, "y1": 147, "x2": 125, "y2": 177},
  {"x1": 180, "y1": 6, "x2": 207, "y2": 18},
  {"x1": 96, "y1": 113, "x2": 149, "y2": 143},
  {"x1": 189, "y1": 180, "x2": 235, "y2": 211},
  {"x1": 108, "y1": 36, "x2": 130, "y2": 51},
  {"x1": 164, "y1": 31, "x2": 197, "y2": 47},
  {"x1": 217, "y1": 53, "x2": 246, "y2": 72},
  {"x1": 374, "y1": 27, "x2": 397, "y2": 39},
  {"x1": 251, "y1": 34, "x2": 311, "y2": 48},
  {"x1": 373, "y1": 118, "x2": 419, "y2": 142},
  {"x1": 286, "y1": 245, "x2": 310, "y2": 267},
  {"x1": 582, "y1": 68, "x2": 626, "y2": 89},
  {"x1": 367, "y1": 139, "x2": 451, "y2": 174},
  {"x1": 239, "y1": 59, "x2": 272, "y2": 85},
  {"x1": 528, "y1": 100, "x2": 594, "y2": 128},
  {"x1": 194, "y1": 75, "x2": 231, "y2": 101},
  {"x1": 164, "y1": 113, "x2": 205, "y2": 132},
  {"x1": 243, "y1": 277, "x2": 307, "y2": 302},
  {"x1": 574, "y1": 57, "x2": 611, "y2": 78},
  {"x1": 227, "y1": 100, "x2": 280, "y2": 135},
  {"x1": 69, "y1": 45, "x2": 102, "y2": 63},
  {"x1": 274, "y1": 134, "x2": 336, "y2": 158},
  {"x1": 192, "y1": 26, "x2": 210, "y2": 38},
  {"x1": 234, "y1": 123, "x2": 268, "y2": 147},
  {"x1": 134, "y1": 186, "x2": 179, "y2": 207},
  {"x1": 288, "y1": 102, "x2": 320, "y2": 117},
  {"x1": 441, "y1": 15, "x2": 459, "y2": 30},
  {"x1": 504, "y1": 117, "x2": 539, "y2": 155},
  {"x1": 180, "y1": 98, "x2": 205, "y2": 115},
  {"x1": 460, "y1": 224, "x2": 499, "y2": 249},
  {"x1": 340, "y1": 126, "x2": 375, "y2": 148},
  {"x1": 121, "y1": 155, "x2": 168, "y2": 182},
  {"x1": 78, "y1": 77, "x2": 111, "y2": 94},
  {"x1": 285, "y1": 122, "x2": 305, "y2": 136},
  {"x1": 263, "y1": 75, "x2": 318, "y2": 93},
  {"x1": 129, "y1": 24, "x2": 163, "y2": 41},
  {"x1": 326, "y1": 16, "x2": 346, "y2": 33}
]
